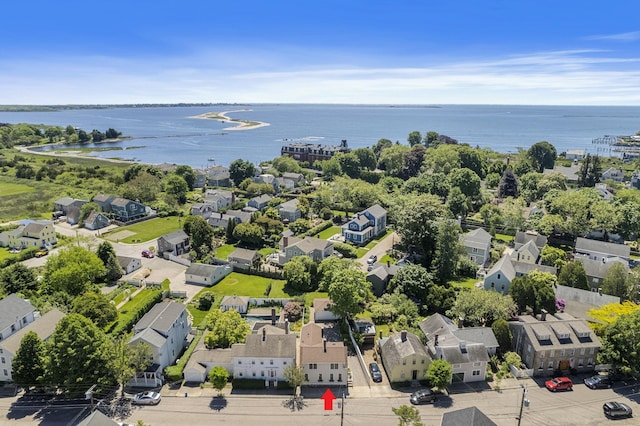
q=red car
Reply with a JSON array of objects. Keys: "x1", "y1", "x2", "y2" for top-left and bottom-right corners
[
  {"x1": 141, "y1": 250, "x2": 154, "y2": 258},
  {"x1": 545, "y1": 377, "x2": 573, "y2": 392}
]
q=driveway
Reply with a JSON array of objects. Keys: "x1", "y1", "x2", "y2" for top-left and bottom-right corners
[{"x1": 356, "y1": 231, "x2": 399, "y2": 271}]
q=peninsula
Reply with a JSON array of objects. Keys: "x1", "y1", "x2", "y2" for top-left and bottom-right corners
[{"x1": 192, "y1": 110, "x2": 270, "y2": 131}]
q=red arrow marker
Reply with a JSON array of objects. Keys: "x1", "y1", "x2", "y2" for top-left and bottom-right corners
[{"x1": 321, "y1": 388, "x2": 336, "y2": 411}]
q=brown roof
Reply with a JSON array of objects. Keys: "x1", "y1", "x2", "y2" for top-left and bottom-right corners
[{"x1": 299, "y1": 323, "x2": 347, "y2": 364}]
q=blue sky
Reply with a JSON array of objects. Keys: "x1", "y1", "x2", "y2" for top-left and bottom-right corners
[{"x1": 2, "y1": 1, "x2": 639, "y2": 105}]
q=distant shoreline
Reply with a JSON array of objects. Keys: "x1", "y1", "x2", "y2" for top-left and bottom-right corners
[{"x1": 191, "y1": 110, "x2": 270, "y2": 131}]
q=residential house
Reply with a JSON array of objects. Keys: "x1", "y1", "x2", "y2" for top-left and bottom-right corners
[
  {"x1": 53, "y1": 197, "x2": 87, "y2": 225},
  {"x1": 483, "y1": 254, "x2": 557, "y2": 295},
  {"x1": 354, "y1": 320, "x2": 377, "y2": 345},
  {"x1": 0, "y1": 294, "x2": 37, "y2": 341},
  {"x1": 282, "y1": 172, "x2": 306, "y2": 187},
  {"x1": 510, "y1": 240, "x2": 540, "y2": 264},
  {"x1": 205, "y1": 189, "x2": 235, "y2": 211},
  {"x1": 129, "y1": 301, "x2": 190, "y2": 386},
  {"x1": 220, "y1": 295, "x2": 250, "y2": 314},
  {"x1": 0, "y1": 220, "x2": 57, "y2": 249},
  {"x1": 509, "y1": 312, "x2": 601, "y2": 377},
  {"x1": 564, "y1": 150, "x2": 585, "y2": 161},
  {"x1": 231, "y1": 325, "x2": 296, "y2": 387},
  {"x1": 575, "y1": 237, "x2": 630, "y2": 262},
  {"x1": 226, "y1": 209, "x2": 252, "y2": 224},
  {"x1": 299, "y1": 323, "x2": 348, "y2": 386},
  {"x1": 575, "y1": 255, "x2": 629, "y2": 290},
  {"x1": 183, "y1": 338, "x2": 233, "y2": 383},
  {"x1": 460, "y1": 228, "x2": 492, "y2": 267},
  {"x1": 228, "y1": 248, "x2": 261, "y2": 270},
  {"x1": 207, "y1": 212, "x2": 234, "y2": 229},
  {"x1": 601, "y1": 167, "x2": 625, "y2": 182},
  {"x1": 84, "y1": 210, "x2": 110, "y2": 230},
  {"x1": 193, "y1": 170, "x2": 207, "y2": 189},
  {"x1": 366, "y1": 262, "x2": 400, "y2": 297},
  {"x1": 185, "y1": 263, "x2": 232, "y2": 286},
  {"x1": 594, "y1": 183, "x2": 615, "y2": 200},
  {"x1": 278, "y1": 236, "x2": 334, "y2": 265},
  {"x1": 76, "y1": 411, "x2": 119, "y2": 426},
  {"x1": 92, "y1": 194, "x2": 115, "y2": 213},
  {"x1": 514, "y1": 230, "x2": 547, "y2": 251},
  {"x1": 420, "y1": 314, "x2": 495, "y2": 383},
  {"x1": 313, "y1": 298, "x2": 340, "y2": 322},
  {"x1": 342, "y1": 204, "x2": 387, "y2": 245},
  {"x1": 254, "y1": 174, "x2": 277, "y2": 190},
  {"x1": 247, "y1": 194, "x2": 273, "y2": 211},
  {"x1": 275, "y1": 177, "x2": 295, "y2": 192},
  {"x1": 117, "y1": 256, "x2": 142, "y2": 275},
  {"x1": 631, "y1": 171, "x2": 640, "y2": 189},
  {"x1": 280, "y1": 139, "x2": 350, "y2": 163},
  {"x1": 157, "y1": 230, "x2": 190, "y2": 256},
  {"x1": 191, "y1": 203, "x2": 216, "y2": 219},
  {"x1": 543, "y1": 165, "x2": 580, "y2": 184},
  {"x1": 379, "y1": 330, "x2": 431, "y2": 383},
  {"x1": 110, "y1": 197, "x2": 146, "y2": 222},
  {"x1": 207, "y1": 165, "x2": 231, "y2": 187},
  {"x1": 276, "y1": 198, "x2": 301, "y2": 222},
  {"x1": 0, "y1": 309, "x2": 65, "y2": 382},
  {"x1": 440, "y1": 407, "x2": 497, "y2": 426}
]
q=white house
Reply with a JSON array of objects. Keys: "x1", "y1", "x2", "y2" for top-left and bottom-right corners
[
  {"x1": 117, "y1": 256, "x2": 142, "y2": 275},
  {"x1": 0, "y1": 294, "x2": 37, "y2": 341},
  {"x1": 575, "y1": 237, "x2": 630, "y2": 262},
  {"x1": 313, "y1": 298, "x2": 340, "y2": 322},
  {"x1": 278, "y1": 236, "x2": 334, "y2": 265},
  {"x1": 185, "y1": 263, "x2": 232, "y2": 286},
  {"x1": 510, "y1": 240, "x2": 539, "y2": 264},
  {"x1": 128, "y1": 301, "x2": 191, "y2": 386},
  {"x1": 299, "y1": 323, "x2": 348, "y2": 386},
  {"x1": 220, "y1": 295, "x2": 250, "y2": 314},
  {"x1": 460, "y1": 228, "x2": 492, "y2": 266},
  {"x1": 231, "y1": 325, "x2": 296, "y2": 387},
  {"x1": 0, "y1": 309, "x2": 65, "y2": 383},
  {"x1": 183, "y1": 338, "x2": 233, "y2": 383}
]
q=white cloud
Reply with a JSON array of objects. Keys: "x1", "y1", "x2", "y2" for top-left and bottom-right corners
[{"x1": 584, "y1": 31, "x2": 640, "y2": 42}]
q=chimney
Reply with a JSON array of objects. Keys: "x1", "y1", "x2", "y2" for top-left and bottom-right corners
[
  {"x1": 262, "y1": 327, "x2": 266, "y2": 342},
  {"x1": 387, "y1": 260, "x2": 390, "y2": 267},
  {"x1": 434, "y1": 334, "x2": 439, "y2": 346},
  {"x1": 323, "y1": 338, "x2": 327, "y2": 353},
  {"x1": 271, "y1": 308, "x2": 276, "y2": 326},
  {"x1": 283, "y1": 236, "x2": 289, "y2": 247},
  {"x1": 458, "y1": 317, "x2": 464, "y2": 329},
  {"x1": 401, "y1": 330, "x2": 407, "y2": 342},
  {"x1": 379, "y1": 330, "x2": 383, "y2": 339},
  {"x1": 285, "y1": 319, "x2": 289, "y2": 334},
  {"x1": 540, "y1": 309, "x2": 547, "y2": 321}
]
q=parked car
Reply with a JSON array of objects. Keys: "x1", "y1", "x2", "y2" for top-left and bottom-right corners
[
  {"x1": 410, "y1": 389, "x2": 437, "y2": 405},
  {"x1": 367, "y1": 254, "x2": 377, "y2": 265},
  {"x1": 584, "y1": 374, "x2": 612, "y2": 389},
  {"x1": 132, "y1": 391, "x2": 161, "y2": 405},
  {"x1": 545, "y1": 377, "x2": 573, "y2": 392},
  {"x1": 141, "y1": 250, "x2": 155, "y2": 258},
  {"x1": 603, "y1": 401, "x2": 633, "y2": 419},
  {"x1": 35, "y1": 249, "x2": 48, "y2": 258},
  {"x1": 369, "y1": 362, "x2": 383, "y2": 383}
]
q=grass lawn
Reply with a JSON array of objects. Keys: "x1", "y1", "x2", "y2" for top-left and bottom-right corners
[
  {"x1": 451, "y1": 277, "x2": 480, "y2": 290},
  {"x1": 315, "y1": 226, "x2": 341, "y2": 240},
  {"x1": 215, "y1": 244, "x2": 236, "y2": 259},
  {"x1": 495, "y1": 233, "x2": 514, "y2": 243},
  {"x1": 192, "y1": 272, "x2": 286, "y2": 302},
  {"x1": 103, "y1": 216, "x2": 182, "y2": 243},
  {"x1": 0, "y1": 181, "x2": 35, "y2": 197}
]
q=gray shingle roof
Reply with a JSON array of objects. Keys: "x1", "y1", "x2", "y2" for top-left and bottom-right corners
[
  {"x1": 1, "y1": 309, "x2": 65, "y2": 355},
  {"x1": 76, "y1": 410, "x2": 119, "y2": 426},
  {"x1": 441, "y1": 406, "x2": 497, "y2": 426},
  {"x1": 129, "y1": 327, "x2": 166, "y2": 348},
  {"x1": 0, "y1": 294, "x2": 36, "y2": 331},
  {"x1": 186, "y1": 263, "x2": 219, "y2": 278},
  {"x1": 233, "y1": 332, "x2": 296, "y2": 359},
  {"x1": 134, "y1": 301, "x2": 186, "y2": 336},
  {"x1": 575, "y1": 237, "x2": 630, "y2": 259},
  {"x1": 161, "y1": 229, "x2": 189, "y2": 244},
  {"x1": 363, "y1": 204, "x2": 386, "y2": 218},
  {"x1": 380, "y1": 331, "x2": 429, "y2": 372}
]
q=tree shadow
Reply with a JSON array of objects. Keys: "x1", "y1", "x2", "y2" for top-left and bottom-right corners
[
  {"x1": 282, "y1": 395, "x2": 307, "y2": 412},
  {"x1": 209, "y1": 395, "x2": 228, "y2": 412}
]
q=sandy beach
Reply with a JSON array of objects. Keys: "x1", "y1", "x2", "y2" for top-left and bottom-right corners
[{"x1": 191, "y1": 109, "x2": 270, "y2": 131}]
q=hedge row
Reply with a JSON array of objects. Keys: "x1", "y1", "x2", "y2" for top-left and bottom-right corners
[
  {"x1": 332, "y1": 242, "x2": 358, "y2": 258},
  {"x1": 164, "y1": 330, "x2": 203, "y2": 383},
  {"x1": 302, "y1": 219, "x2": 333, "y2": 238},
  {"x1": 106, "y1": 288, "x2": 163, "y2": 336}
]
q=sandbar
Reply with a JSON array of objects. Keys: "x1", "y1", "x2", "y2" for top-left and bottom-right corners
[{"x1": 191, "y1": 109, "x2": 270, "y2": 131}]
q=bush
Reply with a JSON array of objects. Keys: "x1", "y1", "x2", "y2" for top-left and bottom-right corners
[
  {"x1": 232, "y1": 378, "x2": 266, "y2": 389},
  {"x1": 198, "y1": 293, "x2": 215, "y2": 311},
  {"x1": 333, "y1": 242, "x2": 357, "y2": 258},
  {"x1": 106, "y1": 289, "x2": 163, "y2": 335},
  {"x1": 283, "y1": 301, "x2": 303, "y2": 322}
]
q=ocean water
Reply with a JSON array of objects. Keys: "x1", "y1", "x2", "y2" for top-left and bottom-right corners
[{"x1": 1, "y1": 104, "x2": 639, "y2": 168}]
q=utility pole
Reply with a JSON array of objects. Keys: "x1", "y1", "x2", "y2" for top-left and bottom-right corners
[
  {"x1": 517, "y1": 385, "x2": 527, "y2": 426},
  {"x1": 340, "y1": 392, "x2": 344, "y2": 426},
  {"x1": 85, "y1": 384, "x2": 97, "y2": 413}
]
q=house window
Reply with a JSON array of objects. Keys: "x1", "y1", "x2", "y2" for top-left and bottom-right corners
[
  {"x1": 549, "y1": 350, "x2": 555, "y2": 358},
  {"x1": 309, "y1": 363, "x2": 317, "y2": 370},
  {"x1": 252, "y1": 361, "x2": 255, "y2": 364},
  {"x1": 580, "y1": 348, "x2": 585, "y2": 355},
  {"x1": 472, "y1": 370, "x2": 480, "y2": 376},
  {"x1": 331, "y1": 363, "x2": 338, "y2": 370},
  {"x1": 238, "y1": 361, "x2": 242, "y2": 365},
  {"x1": 305, "y1": 374, "x2": 308, "y2": 381},
  {"x1": 587, "y1": 358, "x2": 593, "y2": 366},
  {"x1": 261, "y1": 371, "x2": 264, "y2": 377},
  {"x1": 239, "y1": 373, "x2": 243, "y2": 377},
  {"x1": 569, "y1": 349, "x2": 574, "y2": 356},
  {"x1": 330, "y1": 374, "x2": 334, "y2": 382},
  {"x1": 491, "y1": 282, "x2": 495, "y2": 288},
  {"x1": 284, "y1": 361, "x2": 287, "y2": 365},
  {"x1": 260, "y1": 361, "x2": 264, "y2": 365},
  {"x1": 270, "y1": 360, "x2": 274, "y2": 365},
  {"x1": 252, "y1": 372, "x2": 256, "y2": 377},
  {"x1": 578, "y1": 359, "x2": 584, "y2": 367},
  {"x1": 589, "y1": 348, "x2": 595, "y2": 354},
  {"x1": 3, "y1": 369, "x2": 7, "y2": 376},
  {"x1": 540, "y1": 351, "x2": 545, "y2": 359},
  {"x1": 527, "y1": 344, "x2": 531, "y2": 354},
  {"x1": 421, "y1": 359, "x2": 425, "y2": 364},
  {"x1": 318, "y1": 374, "x2": 323, "y2": 382},
  {"x1": 538, "y1": 362, "x2": 544, "y2": 370},
  {"x1": 412, "y1": 359, "x2": 416, "y2": 365},
  {"x1": 402, "y1": 360, "x2": 406, "y2": 365},
  {"x1": 0, "y1": 357, "x2": 4, "y2": 364},
  {"x1": 559, "y1": 350, "x2": 565, "y2": 357},
  {"x1": 497, "y1": 274, "x2": 501, "y2": 279}
]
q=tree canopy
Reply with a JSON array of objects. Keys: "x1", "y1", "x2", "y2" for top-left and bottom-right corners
[
  {"x1": 204, "y1": 310, "x2": 250, "y2": 348},
  {"x1": 328, "y1": 269, "x2": 371, "y2": 319}
]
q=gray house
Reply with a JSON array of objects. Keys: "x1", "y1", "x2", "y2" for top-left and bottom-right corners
[
  {"x1": 483, "y1": 254, "x2": 557, "y2": 295},
  {"x1": 460, "y1": 228, "x2": 492, "y2": 266},
  {"x1": 276, "y1": 198, "x2": 301, "y2": 222},
  {"x1": 110, "y1": 197, "x2": 146, "y2": 222},
  {"x1": 185, "y1": 263, "x2": 232, "y2": 286},
  {"x1": 247, "y1": 194, "x2": 273, "y2": 211},
  {"x1": 84, "y1": 210, "x2": 110, "y2": 230},
  {"x1": 158, "y1": 230, "x2": 190, "y2": 256},
  {"x1": 228, "y1": 248, "x2": 261, "y2": 270},
  {"x1": 366, "y1": 262, "x2": 399, "y2": 297},
  {"x1": 575, "y1": 237, "x2": 630, "y2": 262},
  {"x1": 118, "y1": 256, "x2": 142, "y2": 274},
  {"x1": 0, "y1": 294, "x2": 37, "y2": 340}
]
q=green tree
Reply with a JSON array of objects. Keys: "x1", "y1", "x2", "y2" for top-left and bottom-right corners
[
  {"x1": 509, "y1": 271, "x2": 557, "y2": 315},
  {"x1": 401, "y1": 145, "x2": 426, "y2": 179},
  {"x1": 317, "y1": 257, "x2": 358, "y2": 291},
  {"x1": 204, "y1": 310, "x2": 250, "y2": 348},
  {"x1": 407, "y1": 131, "x2": 422, "y2": 146},
  {"x1": 184, "y1": 215, "x2": 214, "y2": 258},
  {"x1": 328, "y1": 269, "x2": 371, "y2": 319},
  {"x1": 122, "y1": 171, "x2": 162, "y2": 203},
  {"x1": 372, "y1": 138, "x2": 393, "y2": 158},
  {"x1": 388, "y1": 264, "x2": 433, "y2": 303},
  {"x1": 96, "y1": 241, "x2": 123, "y2": 282},
  {"x1": 448, "y1": 168, "x2": 481, "y2": 199},
  {"x1": 599, "y1": 309, "x2": 640, "y2": 375},
  {"x1": 47, "y1": 314, "x2": 114, "y2": 389},
  {"x1": 232, "y1": 222, "x2": 265, "y2": 246},
  {"x1": 378, "y1": 144, "x2": 410, "y2": 177},
  {"x1": 498, "y1": 168, "x2": 519, "y2": 198},
  {"x1": 282, "y1": 364, "x2": 306, "y2": 396},
  {"x1": 491, "y1": 319, "x2": 513, "y2": 355},
  {"x1": 110, "y1": 334, "x2": 152, "y2": 396},
  {"x1": 540, "y1": 245, "x2": 566, "y2": 268},
  {"x1": 392, "y1": 405, "x2": 424, "y2": 426},
  {"x1": 79, "y1": 202, "x2": 102, "y2": 226},
  {"x1": 557, "y1": 261, "x2": 589, "y2": 290},
  {"x1": 527, "y1": 141, "x2": 557, "y2": 173},
  {"x1": 448, "y1": 290, "x2": 517, "y2": 326},
  {"x1": 425, "y1": 144, "x2": 460, "y2": 174},
  {"x1": 424, "y1": 284, "x2": 457, "y2": 315},
  {"x1": 425, "y1": 359, "x2": 452, "y2": 392},
  {"x1": 12, "y1": 331, "x2": 46, "y2": 390},
  {"x1": 174, "y1": 165, "x2": 196, "y2": 190},
  {"x1": 578, "y1": 154, "x2": 602, "y2": 187},
  {"x1": 602, "y1": 262, "x2": 630, "y2": 299},
  {"x1": 42, "y1": 246, "x2": 107, "y2": 296},
  {"x1": 335, "y1": 152, "x2": 361, "y2": 179},
  {"x1": 319, "y1": 157, "x2": 342, "y2": 181},
  {"x1": 209, "y1": 366, "x2": 229, "y2": 395},
  {"x1": 283, "y1": 256, "x2": 317, "y2": 293},
  {"x1": 353, "y1": 147, "x2": 377, "y2": 170},
  {"x1": 433, "y1": 220, "x2": 462, "y2": 284},
  {"x1": 229, "y1": 159, "x2": 256, "y2": 185},
  {"x1": 72, "y1": 291, "x2": 118, "y2": 328},
  {"x1": 588, "y1": 301, "x2": 640, "y2": 336},
  {"x1": 0, "y1": 262, "x2": 37, "y2": 295},
  {"x1": 164, "y1": 174, "x2": 189, "y2": 204}
]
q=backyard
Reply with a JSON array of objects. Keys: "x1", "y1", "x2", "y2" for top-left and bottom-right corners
[{"x1": 103, "y1": 216, "x2": 182, "y2": 243}]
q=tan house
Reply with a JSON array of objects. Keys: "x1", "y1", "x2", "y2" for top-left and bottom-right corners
[
  {"x1": 379, "y1": 330, "x2": 431, "y2": 383},
  {"x1": 299, "y1": 323, "x2": 348, "y2": 386},
  {"x1": 228, "y1": 248, "x2": 262, "y2": 270},
  {"x1": 0, "y1": 220, "x2": 57, "y2": 249}
]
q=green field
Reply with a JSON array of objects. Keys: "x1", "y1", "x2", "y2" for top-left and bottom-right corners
[
  {"x1": 103, "y1": 216, "x2": 182, "y2": 243},
  {"x1": 0, "y1": 181, "x2": 35, "y2": 197},
  {"x1": 315, "y1": 226, "x2": 342, "y2": 240}
]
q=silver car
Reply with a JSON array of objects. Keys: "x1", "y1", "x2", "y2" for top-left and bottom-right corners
[{"x1": 132, "y1": 391, "x2": 161, "y2": 405}]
